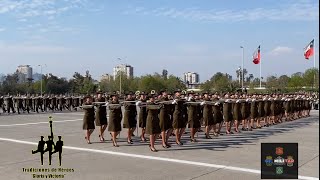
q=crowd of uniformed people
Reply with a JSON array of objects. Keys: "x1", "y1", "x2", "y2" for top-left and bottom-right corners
[
  {"x1": 0, "y1": 90, "x2": 317, "y2": 152},
  {"x1": 80, "y1": 90, "x2": 317, "y2": 152}
]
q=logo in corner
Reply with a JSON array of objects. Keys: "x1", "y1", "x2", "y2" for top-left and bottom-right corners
[
  {"x1": 276, "y1": 147, "x2": 284, "y2": 155},
  {"x1": 276, "y1": 167, "x2": 284, "y2": 175},
  {"x1": 286, "y1": 156, "x2": 295, "y2": 167},
  {"x1": 32, "y1": 116, "x2": 64, "y2": 166},
  {"x1": 274, "y1": 156, "x2": 285, "y2": 166},
  {"x1": 264, "y1": 156, "x2": 273, "y2": 166}
]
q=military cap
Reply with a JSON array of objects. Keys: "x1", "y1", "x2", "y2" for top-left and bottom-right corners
[
  {"x1": 188, "y1": 90, "x2": 195, "y2": 95},
  {"x1": 84, "y1": 94, "x2": 92, "y2": 99},
  {"x1": 96, "y1": 89, "x2": 103, "y2": 94},
  {"x1": 110, "y1": 91, "x2": 118, "y2": 97},
  {"x1": 202, "y1": 91, "x2": 209, "y2": 95},
  {"x1": 159, "y1": 90, "x2": 165, "y2": 95},
  {"x1": 126, "y1": 91, "x2": 134, "y2": 95},
  {"x1": 174, "y1": 89, "x2": 181, "y2": 93},
  {"x1": 140, "y1": 91, "x2": 146, "y2": 95}
]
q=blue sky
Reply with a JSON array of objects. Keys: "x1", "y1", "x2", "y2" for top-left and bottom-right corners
[{"x1": 0, "y1": 0, "x2": 319, "y2": 82}]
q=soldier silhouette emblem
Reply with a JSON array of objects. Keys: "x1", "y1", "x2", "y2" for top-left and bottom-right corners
[{"x1": 32, "y1": 116, "x2": 63, "y2": 166}]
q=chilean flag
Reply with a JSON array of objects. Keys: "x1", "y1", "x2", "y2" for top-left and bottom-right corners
[
  {"x1": 253, "y1": 45, "x2": 260, "y2": 64},
  {"x1": 304, "y1": 39, "x2": 314, "y2": 60}
]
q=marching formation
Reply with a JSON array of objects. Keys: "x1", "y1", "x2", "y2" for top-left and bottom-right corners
[
  {"x1": 0, "y1": 94, "x2": 84, "y2": 115},
  {"x1": 81, "y1": 90, "x2": 317, "y2": 152}
]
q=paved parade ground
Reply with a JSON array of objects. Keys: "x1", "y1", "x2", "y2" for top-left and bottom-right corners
[{"x1": 0, "y1": 110, "x2": 318, "y2": 180}]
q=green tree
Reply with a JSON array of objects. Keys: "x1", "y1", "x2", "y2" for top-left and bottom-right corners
[
  {"x1": 288, "y1": 72, "x2": 304, "y2": 90},
  {"x1": 138, "y1": 75, "x2": 165, "y2": 93},
  {"x1": 266, "y1": 76, "x2": 279, "y2": 90},
  {"x1": 303, "y1": 68, "x2": 319, "y2": 88}
]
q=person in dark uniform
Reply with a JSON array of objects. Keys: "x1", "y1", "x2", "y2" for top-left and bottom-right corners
[
  {"x1": 82, "y1": 95, "x2": 95, "y2": 144},
  {"x1": 250, "y1": 94, "x2": 259, "y2": 129},
  {"x1": 0, "y1": 95, "x2": 5, "y2": 114},
  {"x1": 212, "y1": 93, "x2": 223, "y2": 135},
  {"x1": 5, "y1": 95, "x2": 15, "y2": 114},
  {"x1": 158, "y1": 90, "x2": 172, "y2": 148},
  {"x1": 123, "y1": 92, "x2": 137, "y2": 144},
  {"x1": 201, "y1": 92, "x2": 214, "y2": 139},
  {"x1": 187, "y1": 91, "x2": 201, "y2": 142},
  {"x1": 44, "y1": 136, "x2": 55, "y2": 165},
  {"x1": 53, "y1": 136, "x2": 63, "y2": 166},
  {"x1": 172, "y1": 89, "x2": 186, "y2": 145},
  {"x1": 232, "y1": 94, "x2": 242, "y2": 133},
  {"x1": 223, "y1": 93, "x2": 233, "y2": 134},
  {"x1": 136, "y1": 92, "x2": 148, "y2": 142},
  {"x1": 108, "y1": 92, "x2": 122, "y2": 147},
  {"x1": 240, "y1": 94, "x2": 248, "y2": 131},
  {"x1": 146, "y1": 95, "x2": 161, "y2": 152},
  {"x1": 32, "y1": 136, "x2": 46, "y2": 165},
  {"x1": 257, "y1": 95, "x2": 264, "y2": 128},
  {"x1": 94, "y1": 91, "x2": 108, "y2": 142},
  {"x1": 263, "y1": 95, "x2": 271, "y2": 126}
]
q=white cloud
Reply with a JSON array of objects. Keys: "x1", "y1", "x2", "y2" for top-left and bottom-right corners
[
  {"x1": 0, "y1": 28, "x2": 6, "y2": 32},
  {"x1": 269, "y1": 46, "x2": 294, "y2": 56},
  {"x1": 124, "y1": 1, "x2": 318, "y2": 22}
]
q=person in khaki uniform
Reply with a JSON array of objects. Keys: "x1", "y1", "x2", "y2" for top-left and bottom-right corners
[
  {"x1": 172, "y1": 89, "x2": 186, "y2": 146},
  {"x1": 108, "y1": 92, "x2": 122, "y2": 147},
  {"x1": 136, "y1": 91, "x2": 148, "y2": 142},
  {"x1": 201, "y1": 92, "x2": 214, "y2": 139},
  {"x1": 158, "y1": 90, "x2": 172, "y2": 148},
  {"x1": 123, "y1": 92, "x2": 137, "y2": 144},
  {"x1": 146, "y1": 94, "x2": 161, "y2": 152},
  {"x1": 186, "y1": 91, "x2": 201, "y2": 142},
  {"x1": 232, "y1": 94, "x2": 242, "y2": 133},
  {"x1": 223, "y1": 93, "x2": 233, "y2": 134}
]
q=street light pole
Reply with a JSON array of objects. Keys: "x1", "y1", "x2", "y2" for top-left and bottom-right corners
[
  {"x1": 38, "y1": 65, "x2": 43, "y2": 96},
  {"x1": 240, "y1": 46, "x2": 244, "y2": 91},
  {"x1": 117, "y1": 58, "x2": 122, "y2": 95}
]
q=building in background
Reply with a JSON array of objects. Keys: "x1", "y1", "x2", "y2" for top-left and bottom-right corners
[
  {"x1": 16, "y1": 65, "x2": 33, "y2": 83},
  {"x1": 100, "y1": 73, "x2": 112, "y2": 82},
  {"x1": 183, "y1": 72, "x2": 200, "y2": 89},
  {"x1": 113, "y1": 64, "x2": 134, "y2": 80}
]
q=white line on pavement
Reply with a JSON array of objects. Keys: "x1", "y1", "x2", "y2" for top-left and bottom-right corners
[
  {"x1": 0, "y1": 137, "x2": 318, "y2": 180},
  {"x1": 0, "y1": 119, "x2": 82, "y2": 127}
]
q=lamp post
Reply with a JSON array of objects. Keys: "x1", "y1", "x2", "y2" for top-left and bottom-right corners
[
  {"x1": 117, "y1": 58, "x2": 122, "y2": 95},
  {"x1": 38, "y1": 65, "x2": 43, "y2": 96},
  {"x1": 240, "y1": 46, "x2": 244, "y2": 91},
  {"x1": 38, "y1": 64, "x2": 46, "y2": 96}
]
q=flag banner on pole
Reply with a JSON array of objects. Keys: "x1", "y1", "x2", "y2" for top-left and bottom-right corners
[
  {"x1": 304, "y1": 39, "x2": 314, "y2": 60},
  {"x1": 253, "y1": 45, "x2": 260, "y2": 64}
]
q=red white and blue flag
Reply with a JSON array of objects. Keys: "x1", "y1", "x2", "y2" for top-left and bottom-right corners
[
  {"x1": 253, "y1": 45, "x2": 260, "y2": 64},
  {"x1": 304, "y1": 39, "x2": 314, "y2": 60}
]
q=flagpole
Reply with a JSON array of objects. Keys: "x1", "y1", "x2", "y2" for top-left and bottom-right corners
[
  {"x1": 260, "y1": 46, "x2": 262, "y2": 88},
  {"x1": 313, "y1": 38, "x2": 316, "y2": 89}
]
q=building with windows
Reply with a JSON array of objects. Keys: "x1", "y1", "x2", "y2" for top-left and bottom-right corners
[
  {"x1": 183, "y1": 72, "x2": 200, "y2": 89},
  {"x1": 16, "y1": 65, "x2": 33, "y2": 83},
  {"x1": 113, "y1": 64, "x2": 134, "y2": 80},
  {"x1": 100, "y1": 73, "x2": 112, "y2": 82}
]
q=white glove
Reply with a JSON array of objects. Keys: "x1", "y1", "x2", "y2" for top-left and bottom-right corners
[
  {"x1": 172, "y1": 100, "x2": 177, "y2": 104},
  {"x1": 236, "y1": 100, "x2": 240, "y2": 103},
  {"x1": 136, "y1": 101, "x2": 142, "y2": 106},
  {"x1": 200, "y1": 101, "x2": 205, "y2": 106},
  {"x1": 105, "y1": 102, "x2": 109, "y2": 106},
  {"x1": 214, "y1": 102, "x2": 219, "y2": 106}
]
